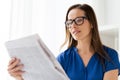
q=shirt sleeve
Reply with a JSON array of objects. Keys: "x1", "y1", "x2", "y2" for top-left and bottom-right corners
[{"x1": 104, "y1": 49, "x2": 120, "y2": 75}]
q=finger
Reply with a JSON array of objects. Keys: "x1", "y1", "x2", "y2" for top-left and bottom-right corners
[
  {"x1": 8, "y1": 58, "x2": 20, "y2": 70},
  {"x1": 9, "y1": 70, "x2": 25, "y2": 77},
  {"x1": 10, "y1": 64, "x2": 24, "y2": 73},
  {"x1": 8, "y1": 57, "x2": 16, "y2": 65}
]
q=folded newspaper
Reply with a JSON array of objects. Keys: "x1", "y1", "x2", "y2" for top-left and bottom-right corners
[{"x1": 5, "y1": 34, "x2": 69, "y2": 80}]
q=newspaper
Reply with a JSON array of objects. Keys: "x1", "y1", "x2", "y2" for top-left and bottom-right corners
[{"x1": 5, "y1": 34, "x2": 69, "y2": 80}]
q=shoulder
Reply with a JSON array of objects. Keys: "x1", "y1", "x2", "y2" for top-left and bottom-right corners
[
  {"x1": 103, "y1": 46, "x2": 120, "y2": 74},
  {"x1": 56, "y1": 46, "x2": 75, "y2": 71},
  {"x1": 103, "y1": 46, "x2": 118, "y2": 57},
  {"x1": 57, "y1": 46, "x2": 75, "y2": 61}
]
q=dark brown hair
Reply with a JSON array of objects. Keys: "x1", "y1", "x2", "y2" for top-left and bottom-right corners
[{"x1": 62, "y1": 4, "x2": 110, "y2": 66}]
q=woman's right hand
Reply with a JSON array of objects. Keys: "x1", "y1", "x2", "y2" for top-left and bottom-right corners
[{"x1": 7, "y1": 57, "x2": 24, "y2": 80}]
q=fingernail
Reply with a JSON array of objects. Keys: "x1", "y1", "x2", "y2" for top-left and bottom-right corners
[{"x1": 12, "y1": 57, "x2": 15, "y2": 60}]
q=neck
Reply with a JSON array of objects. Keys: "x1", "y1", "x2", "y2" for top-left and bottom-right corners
[{"x1": 76, "y1": 35, "x2": 93, "y2": 54}]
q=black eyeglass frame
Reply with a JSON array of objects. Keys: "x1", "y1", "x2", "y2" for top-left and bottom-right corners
[{"x1": 65, "y1": 16, "x2": 87, "y2": 29}]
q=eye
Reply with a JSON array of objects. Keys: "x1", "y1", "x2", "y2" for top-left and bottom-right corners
[
  {"x1": 75, "y1": 18, "x2": 83, "y2": 24},
  {"x1": 65, "y1": 20, "x2": 73, "y2": 26}
]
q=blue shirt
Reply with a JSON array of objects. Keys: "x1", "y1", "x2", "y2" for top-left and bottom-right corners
[{"x1": 57, "y1": 46, "x2": 120, "y2": 80}]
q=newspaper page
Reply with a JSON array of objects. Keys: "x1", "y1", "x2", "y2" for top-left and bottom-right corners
[{"x1": 5, "y1": 34, "x2": 69, "y2": 80}]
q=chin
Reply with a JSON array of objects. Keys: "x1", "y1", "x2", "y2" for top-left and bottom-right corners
[
  {"x1": 73, "y1": 36, "x2": 83, "y2": 41},
  {"x1": 73, "y1": 37, "x2": 80, "y2": 41}
]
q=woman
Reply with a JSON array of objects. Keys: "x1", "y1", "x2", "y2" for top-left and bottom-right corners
[
  {"x1": 8, "y1": 4, "x2": 120, "y2": 80},
  {"x1": 57, "y1": 4, "x2": 120, "y2": 80}
]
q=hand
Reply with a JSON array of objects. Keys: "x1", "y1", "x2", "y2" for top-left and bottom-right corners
[{"x1": 7, "y1": 58, "x2": 25, "y2": 80}]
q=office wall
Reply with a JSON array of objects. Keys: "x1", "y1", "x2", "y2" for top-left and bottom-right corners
[{"x1": 105, "y1": 0, "x2": 120, "y2": 25}]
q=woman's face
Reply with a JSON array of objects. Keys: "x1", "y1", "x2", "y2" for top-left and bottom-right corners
[{"x1": 67, "y1": 8, "x2": 92, "y2": 41}]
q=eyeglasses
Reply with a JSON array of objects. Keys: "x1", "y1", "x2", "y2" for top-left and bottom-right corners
[{"x1": 65, "y1": 16, "x2": 87, "y2": 29}]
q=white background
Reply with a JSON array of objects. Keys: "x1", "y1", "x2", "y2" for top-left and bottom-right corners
[{"x1": 0, "y1": 0, "x2": 120, "y2": 80}]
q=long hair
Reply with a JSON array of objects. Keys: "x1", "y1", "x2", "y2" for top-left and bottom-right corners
[{"x1": 61, "y1": 4, "x2": 110, "y2": 66}]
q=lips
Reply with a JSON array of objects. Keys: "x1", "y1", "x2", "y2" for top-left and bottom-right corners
[{"x1": 73, "y1": 30, "x2": 81, "y2": 35}]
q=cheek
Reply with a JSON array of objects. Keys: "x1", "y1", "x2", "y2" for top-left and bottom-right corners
[
  {"x1": 81, "y1": 25, "x2": 92, "y2": 36},
  {"x1": 84, "y1": 27, "x2": 91, "y2": 33},
  {"x1": 83, "y1": 22, "x2": 92, "y2": 31}
]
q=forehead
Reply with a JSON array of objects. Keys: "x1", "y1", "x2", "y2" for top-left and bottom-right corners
[{"x1": 68, "y1": 8, "x2": 85, "y2": 19}]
